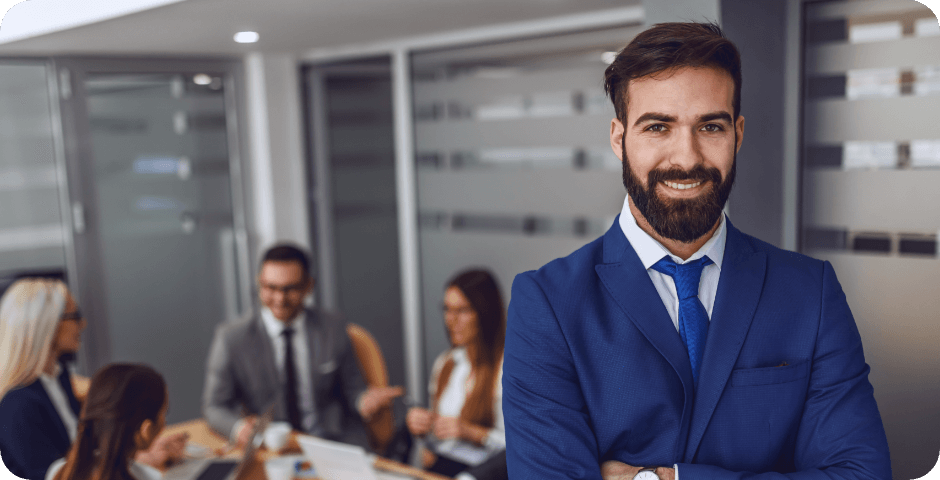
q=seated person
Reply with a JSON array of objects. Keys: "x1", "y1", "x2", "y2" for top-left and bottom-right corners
[
  {"x1": 47, "y1": 363, "x2": 186, "y2": 480},
  {"x1": 0, "y1": 279, "x2": 182, "y2": 480},
  {"x1": 203, "y1": 243, "x2": 401, "y2": 448},
  {"x1": 406, "y1": 269, "x2": 506, "y2": 478}
]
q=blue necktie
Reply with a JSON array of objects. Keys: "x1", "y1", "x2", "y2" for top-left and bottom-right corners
[{"x1": 651, "y1": 255, "x2": 713, "y2": 385}]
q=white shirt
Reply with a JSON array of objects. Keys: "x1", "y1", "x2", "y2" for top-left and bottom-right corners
[
  {"x1": 427, "y1": 348, "x2": 505, "y2": 466},
  {"x1": 260, "y1": 308, "x2": 317, "y2": 433},
  {"x1": 46, "y1": 458, "x2": 162, "y2": 480},
  {"x1": 618, "y1": 194, "x2": 727, "y2": 329},
  {"x1": 37, "y1": 365, "x2": 77, "y2": 442}
]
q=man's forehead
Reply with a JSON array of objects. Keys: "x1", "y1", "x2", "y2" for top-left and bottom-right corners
[
  {"x1": 259, "y1": 260, "x2": 305, "y2": 279},
  {"x1": 624, "y1": 66, "x2": 734, "y2": 120}
]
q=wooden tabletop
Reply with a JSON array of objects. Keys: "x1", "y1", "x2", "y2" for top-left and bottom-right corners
[{"x1": 160, "y1": 420, "x2": 450, "y2": 480}]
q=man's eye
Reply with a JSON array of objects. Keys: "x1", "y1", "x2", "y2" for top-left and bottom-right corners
[
  {"x1": 701, "y1": 124, "x2": 724, "y2": 132},
  {"x1": 646, "y1": 124, "x2": 667, "y2": 132}
]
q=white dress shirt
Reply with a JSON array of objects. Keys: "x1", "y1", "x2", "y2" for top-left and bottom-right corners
[
  {"x1": 618, "y1": 194, "x2": 727, "y2": 330},
  {"x1": 260, "y1": 308, "x2": 317, "y2": 433},
  {"x1": 427, "y1": 348, "x2": 505, "y2": 466},
  {"x1": 37, "y1": 365, "x2": 77, "y2": 442}
]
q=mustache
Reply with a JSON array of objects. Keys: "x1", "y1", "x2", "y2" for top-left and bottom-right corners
[{"x1": 647, "y1": 165, "x2": 723, "y2": 185}]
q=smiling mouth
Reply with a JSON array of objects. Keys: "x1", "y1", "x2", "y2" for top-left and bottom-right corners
[{"x1": 662, "y1": 180, "x2": 702, "y2": 190}]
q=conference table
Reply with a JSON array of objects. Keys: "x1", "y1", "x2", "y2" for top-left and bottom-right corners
[{"x1": 161, "y1": 420, "x2": 451, "y2": 480}]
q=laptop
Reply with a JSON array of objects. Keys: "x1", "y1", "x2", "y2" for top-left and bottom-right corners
[
  {"x1": 164, "y1": 405, "x2": 273, "y2": 480},
  {"x1": 296, "y1": 435, "x2": 414, "y2": 480}
]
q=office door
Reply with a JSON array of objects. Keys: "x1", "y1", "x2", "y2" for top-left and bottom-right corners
[{"x1": 55, "y1": 59, "x2": 251, "y2": 422}]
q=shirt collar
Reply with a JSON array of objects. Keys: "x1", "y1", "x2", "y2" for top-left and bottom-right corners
[
  {"x1": 451, "y1": 347, "x2": 469, "y2": 365},
  {"x1": 618, "y1": 194, "x2": 727, "y2": 270},
  {"x1": 260, "y1": 307, "x2": 306, "y2": 339}
]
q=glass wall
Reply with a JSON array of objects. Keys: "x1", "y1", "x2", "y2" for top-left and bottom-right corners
[
  {"x1": 54, "y1": 59, "x2": 250, "y2": 423},
  {"x1": 801, "y1": 1, "x2": 940, "y2": 477},
  {"x1": 0, "y1": 61, "x2": 67, "y2": 288},
  {"x1": 410, "y1": 25, "x2": 642, "y2": 380},
  {"x1": 305, "y1": 59, "x2": 406, "y2": 390}
]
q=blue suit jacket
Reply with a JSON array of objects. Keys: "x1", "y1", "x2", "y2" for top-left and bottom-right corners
[
  {"x1": 503, "y1": 217, "x2": 890, "y2": 479},
  {"x1": 0, "y1": 366, "x2": 81, "y2": 480}
]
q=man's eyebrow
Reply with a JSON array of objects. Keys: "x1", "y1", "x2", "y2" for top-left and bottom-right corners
[
  {"x1": 698, "y1": 112, "x2": 734, "y2": 124},
  {"x1": 633, "y1": 112, "x2": 676, "y2": 126}
]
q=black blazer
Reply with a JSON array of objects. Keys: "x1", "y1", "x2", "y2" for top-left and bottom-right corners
[{"x1": 0, "y1": 365, "x2": 81, "y2": 480}]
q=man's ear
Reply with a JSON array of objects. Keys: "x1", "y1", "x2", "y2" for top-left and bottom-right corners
[
  {"x1": 304, "y1": 277, "x2": 315, "y2": 296},
  {"x1": 735, "y1": 115, "x2": 745, "y2": 153},
  {"x1": 610, "y1": 118, "x2": 625, "y2": 161}
]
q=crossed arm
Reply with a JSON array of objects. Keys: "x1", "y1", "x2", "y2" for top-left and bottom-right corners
[{"x1": 503, "y1": 265, "x2": 890, "y2": 480}]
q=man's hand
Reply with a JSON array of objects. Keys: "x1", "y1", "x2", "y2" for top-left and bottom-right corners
[
  {"x1": 432, "y1": 416, "x2": 465, "y2": 441},
  {"x1": 136, "y1": 431, "x2": 189, "y2": 470},
  {"x1": 235, "y1": 416, "x2": 257, "y2": 448},
  {"x1": 359, "y1": 386, "x2": 404, "y2": 421},
  {"x1": 601, "y1": 461, "x2": 675, "y2": 480},
  {"x1": 406, "y1": 407, "x2": 434, "y2": 436}
]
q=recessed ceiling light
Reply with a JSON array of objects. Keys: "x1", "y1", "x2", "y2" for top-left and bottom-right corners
[
  {"x1": 234, "y1": 31, "x2": 259, "y2": 44},
  {"x1": 193, "y1": 74, "x2": 212, "y2": 85},
  {"x1": 601, "y1": 51, "x2": 618, "y2": 65}
]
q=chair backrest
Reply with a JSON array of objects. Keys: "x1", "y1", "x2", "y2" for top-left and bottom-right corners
[{"x1": 346, "y1": 323, "x2": 394, "y2": 453}]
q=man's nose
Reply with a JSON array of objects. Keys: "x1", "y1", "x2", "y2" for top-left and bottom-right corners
[{"x1": 669, "y1": 129, "x2": 704, "y2": 170}]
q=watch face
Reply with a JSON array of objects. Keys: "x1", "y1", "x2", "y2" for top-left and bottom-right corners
[{"x1": 634, "y1": 471, "x2": 659, "y2": 480}]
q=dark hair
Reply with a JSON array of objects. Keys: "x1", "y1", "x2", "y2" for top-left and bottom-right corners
[
  {"x1": 262, "y1": 243, "x2": 311, "y2": 278},
  {"x1": 604, "y1": 22, "x2": 742, "y2": 123},
  {"x1": 55, "y1": 364, "x2": 167, "y2": 480},
  {"x1": 438, "y1": 269, "x2": 505, "y2": 428},
  {"x1": 447, "y1": 269, "x2": 505, "y2": 363}
]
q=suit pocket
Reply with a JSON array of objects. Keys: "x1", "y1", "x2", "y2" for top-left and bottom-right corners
[
  {"x1": 318, "y1": 360, "x2": 338, "y2": 374},
  {"x1": 730, "y1": 361, "x2": 810, "y2": 387}
]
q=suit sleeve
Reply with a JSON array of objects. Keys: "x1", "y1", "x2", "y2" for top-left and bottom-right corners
[
  {"x1": 677, "y1": 261, "x2": 891, "y2": 479},
  {"x1": 202, "y1": 325, "x2": 243, "y2": 437},
  {"x1": 0, "y1": 392, "x2": 68, "y2": 480},
  {"x1": 503, "y1": 272, "x2": 604, "y2": 480}
]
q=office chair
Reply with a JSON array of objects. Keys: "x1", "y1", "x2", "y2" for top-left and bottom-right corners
[{"x1": 346, "y1": 323, "x2": 395, "y2": 454}]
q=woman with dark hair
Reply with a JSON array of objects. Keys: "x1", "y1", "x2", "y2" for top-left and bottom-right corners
[
  {"x1": 46, "y1": 363, "x2": 186, "y2": 480},
  {"x1": 406, "y1": 269, "x2": 506, "y2": 477}
]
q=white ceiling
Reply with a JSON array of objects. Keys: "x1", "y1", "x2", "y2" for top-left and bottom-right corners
[{"x1": 0, "y1": 0, "x2": 638, "y2": 57}]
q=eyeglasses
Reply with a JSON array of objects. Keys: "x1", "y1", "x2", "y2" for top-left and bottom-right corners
[
  {"x1": 60, "y1": 309, "x2": 84, "y2": 322},
  {"x1": 441, "y1": 305, "x2": 475, "y2": 317},
  {"x1": 259, "y1": 282, "x2": 307, "y2": 296}
]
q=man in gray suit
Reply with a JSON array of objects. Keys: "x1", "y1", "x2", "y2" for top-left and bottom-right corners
[{"x1": 203, "y1": 244, "x2": 402, "y2": 448}]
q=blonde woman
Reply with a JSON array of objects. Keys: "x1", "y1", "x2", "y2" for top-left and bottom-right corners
[{"x1": 0, "y1": 278, "x2": 85, "y2": 480}]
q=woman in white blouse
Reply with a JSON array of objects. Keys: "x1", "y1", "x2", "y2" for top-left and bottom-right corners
[
  {"x1": 49, "y1": 363, "x2": 181, "y2": 480},
  {"x1": 406, "y1": 269, "x2": 506, "y2": 477}
]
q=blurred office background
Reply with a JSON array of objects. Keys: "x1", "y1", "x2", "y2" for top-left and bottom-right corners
[{"x1": 0, "y1": 0, "x2": 937, "y2": 477}]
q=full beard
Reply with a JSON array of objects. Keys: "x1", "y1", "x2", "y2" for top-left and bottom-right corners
[{"x1": 621, "y1": 142, "x2": 736, "y2": 244}]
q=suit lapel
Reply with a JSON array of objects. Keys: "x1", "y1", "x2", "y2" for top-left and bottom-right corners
[
  {"x1": 684, "y1": 221, "x2": 767, "y2": 460},
  {"x1": 305, "y1": 310, "x2": 323, "y2": 401},
  {"x1": 594, "y1": 217, "x2": 695, "y2": 397},
  {"x1": 249, "y1": 316, "x2": 282, "y2": 400},
  {"x1": 30, "y1": 381, "x2": 70, "y2": 447}
]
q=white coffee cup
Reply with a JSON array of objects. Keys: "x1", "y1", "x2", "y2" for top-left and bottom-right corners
[
  {"x1": 264, "y1": 422, "x2": 293, "y2": 452},
  {"x1": 264, "y1": 456, "x2": 295, "y2": 480}
]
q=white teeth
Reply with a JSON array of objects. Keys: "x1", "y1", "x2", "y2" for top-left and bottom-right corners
[{"x1": 663, "y1": 181, "x2": 702, "y2": 190}]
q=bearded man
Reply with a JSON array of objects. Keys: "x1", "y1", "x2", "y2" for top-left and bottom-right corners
[{"x1": 502, "y1": 22, "x2": 890, "y2": 480}]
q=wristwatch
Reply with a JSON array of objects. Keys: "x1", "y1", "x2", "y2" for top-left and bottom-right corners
[{"x1": 633, "y1": 467, "x2": 659, "y2": 480}]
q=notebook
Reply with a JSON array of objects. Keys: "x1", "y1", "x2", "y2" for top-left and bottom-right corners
[{"x1": 296, "y1": 435, "x2": 415, "y2": 480}]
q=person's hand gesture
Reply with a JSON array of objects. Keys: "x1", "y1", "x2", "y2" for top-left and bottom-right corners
[
  {"x1": 359, "y1": 386, "x2": 404, "y2": 421},
  {"x1": 432, "y1": 416, "x2": 465, "y2": 441},
  {"x1": 137, "y1": 431, "x2": 189, "y2": 469},
  {"x1": 406, "y1": 407, "x2": 434, "y2": 436}
]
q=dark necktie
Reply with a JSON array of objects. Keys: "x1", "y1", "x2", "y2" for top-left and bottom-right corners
[
  {"x1": 282, "y1": 327, "x2": 302, "y2": 430},
  {"x1": 651, "y1": 255, "x2": 713, "y2": 385}
]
